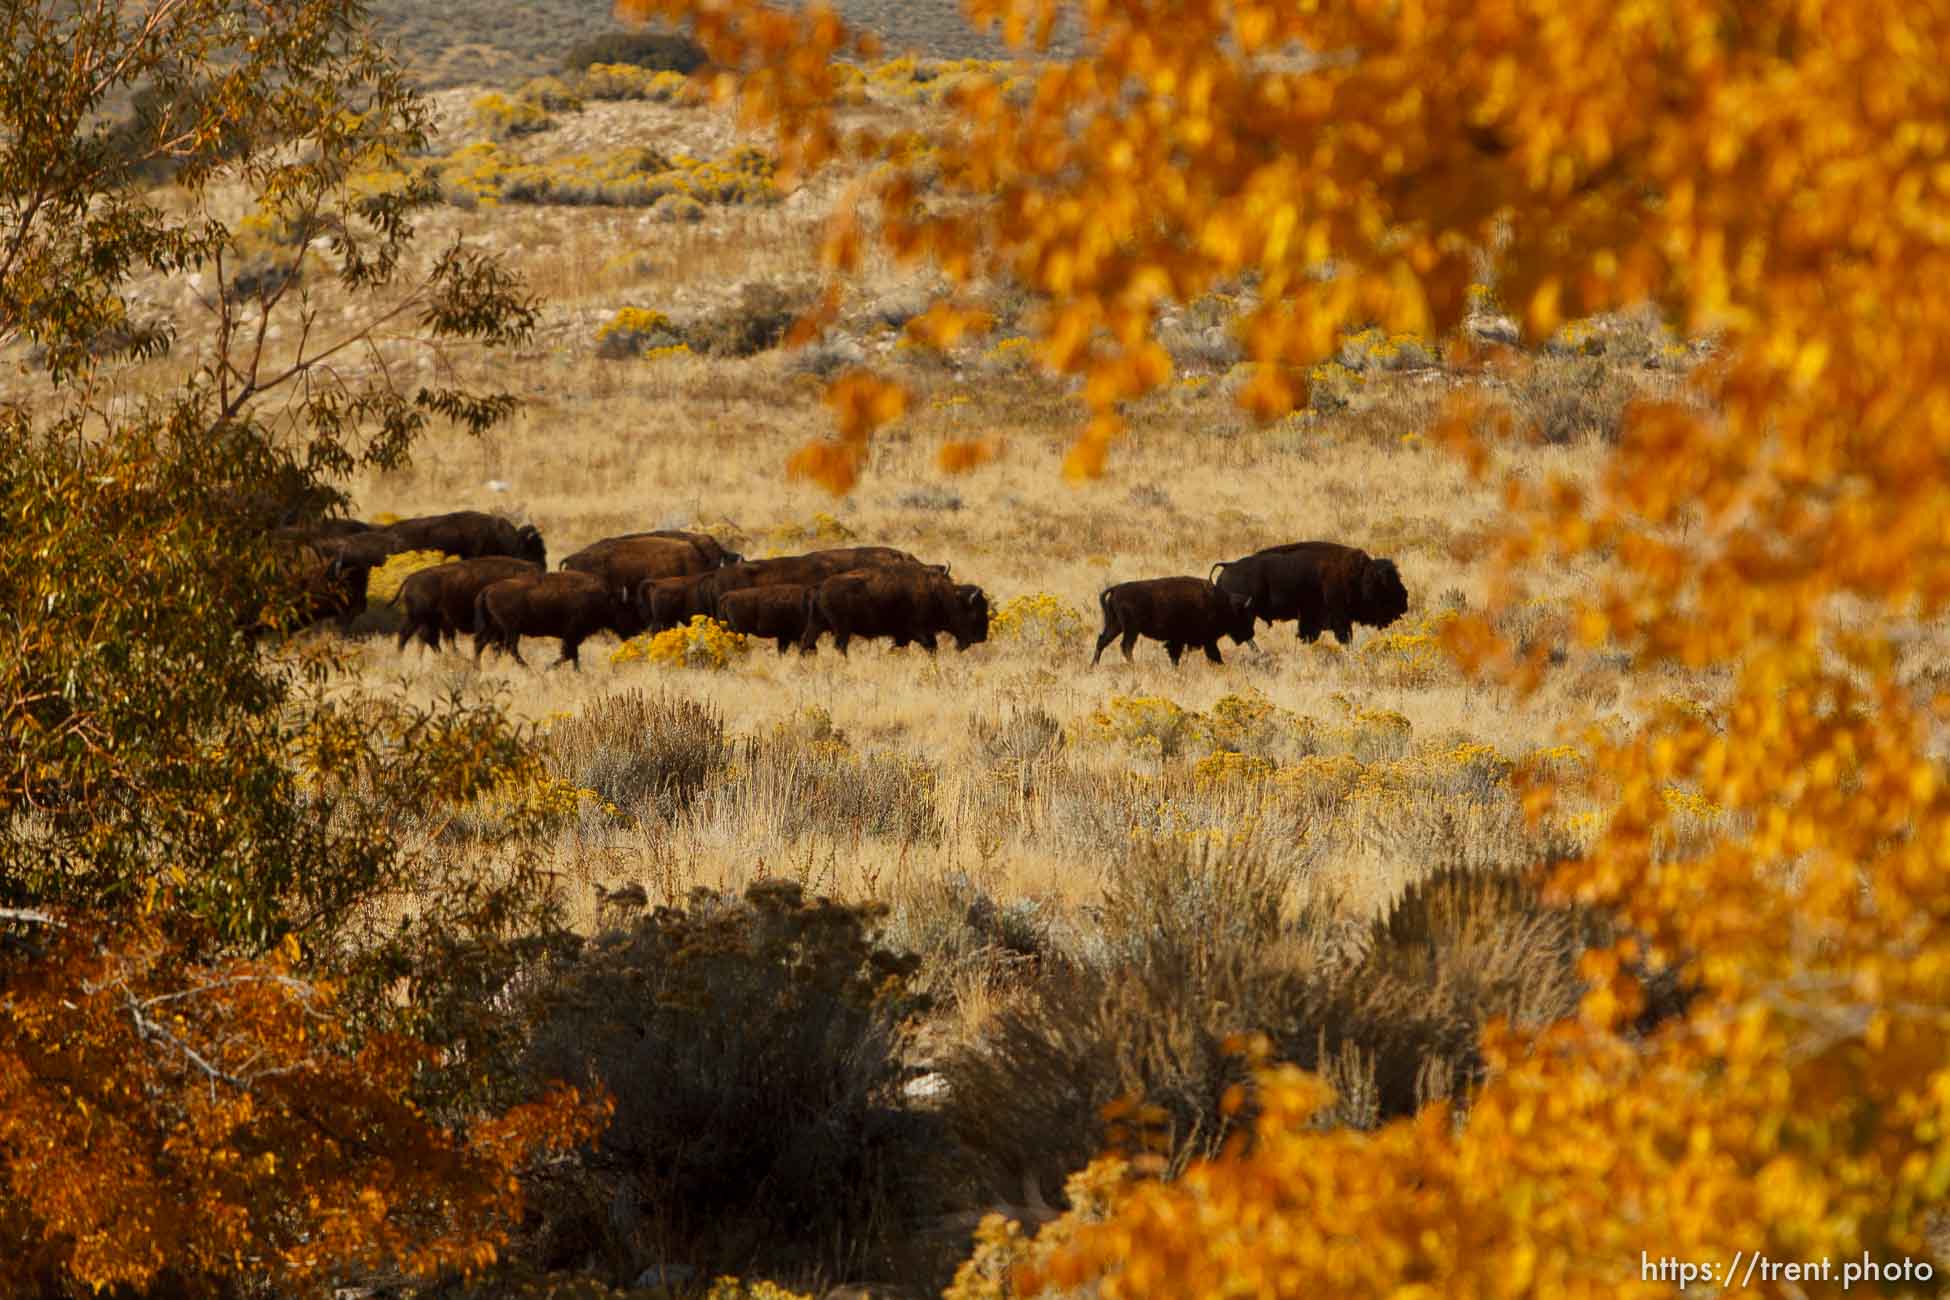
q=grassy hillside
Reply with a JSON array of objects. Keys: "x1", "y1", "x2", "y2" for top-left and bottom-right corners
[{"x1": 370, "y1": 0, "x2": 1068, "y2": 87}]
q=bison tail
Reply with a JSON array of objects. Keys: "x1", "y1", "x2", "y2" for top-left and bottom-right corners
[{"x1": 1207, "y1": 560, "x2": 1230, "y2": 585}]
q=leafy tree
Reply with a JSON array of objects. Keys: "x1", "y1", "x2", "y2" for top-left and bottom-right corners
[
  {"x1": 622, "y1": 0, "x2": 1950, "y2": 1293},
  {"x1": 0, "y1": 0, "x2": 604, "y2": 1291},
  {"x1": 0, "y1": 925, "x2": 605, "y2": 1296}
]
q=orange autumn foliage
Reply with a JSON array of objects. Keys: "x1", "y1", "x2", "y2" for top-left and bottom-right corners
[
  {"x1": 617, "y1": 0, "x2": 1950, "y2": 1295},
  {"x1": 938, "y1": 437, "x2": 1001, "y2": 474},
  {"x1": 0, "y1": 921, "x2": 608, "y2": 1294}
]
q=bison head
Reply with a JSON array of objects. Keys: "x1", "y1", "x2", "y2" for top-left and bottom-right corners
[
  {"x1": 1221, "y1": 589, "x2": 1258, "y2": 645},
  {"x1": 950, "y1": 584, "x2": 990, "y2": 650},
  {"x1": 1359, "y1": 558, "x2": 1409, "y2": 629},
  {"x1": 608, "y1": 585, "x2": 650, "y2": 638},
  {"x1": 516, "y1": 524, "x2": 547, "y2": 568}
]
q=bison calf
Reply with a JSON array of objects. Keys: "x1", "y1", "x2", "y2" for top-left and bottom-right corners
[
  {"x1": 1093, "y1": 577, "x2": 1257, "y2": 666},
  {"x1": 716, "y1": 584, "x2": 816, "y2": 655},
  {"x1": 473, "y1": 571, "x2": 643, "y2": 669},
  {"x1": 391, "y1": 556, "x2": 541, "y2": 653},
  {"x1": 1210, "y1": 541, "x2": 1408, "y2": 644}
]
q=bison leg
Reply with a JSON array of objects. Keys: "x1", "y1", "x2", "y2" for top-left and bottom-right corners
[
  {"x1": 832, "y1": 631, "x2": 851, "y2": 656},
  {"x1": 1092, "y1": 626, "x2": 1117, "y2": 666},
  {"x1": 1203, "y1": 641, "x2": 1224, "y2": 664},
  {"x1": 1332, "y1": 621, "x2": 1355, "y2": 645},
  {"x1": 775, "y1": 635, "x2": 794, "y2": 655},
  {"x1": 919, "y1": 633, "x2": 939, "y2": 654},
  {"x1": 396, "y1": 618, "x2": 416, "y2": 653},
  {"x1": 555, "y1": 637, "x2": 582, "y2": 670},
  {"x1": 1119, "y1": 630, "x2": 1139, "y2": 661},
  {"x1": 505, "y1": 635, "x2": 529, "y2": 668},
  {"x1": 1164, "y1": 641, "x2": 1187, "y2": 665}
]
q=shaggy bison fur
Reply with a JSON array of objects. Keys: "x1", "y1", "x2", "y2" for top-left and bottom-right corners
[
  {"x1": 802, "y1": 568, "x2": 990, "y2": 656},
  {"x1": 1210, "y1": 541, "x2": 1409, "y2": 644},
  {"x1": 391, "y1": 556, "x2": 542, "y2": 653},
  {"x1": 473, "y1": 571, "x2": 644, "y2": 669},
  {"x1": 561, "y1": 535, "x2": 717, "y2": 590},
  {"x1": 1092, "y1": 577, "x2": 1258, "y2": 666},
  {"x1": 716, "y1": 584, "x2": 816, "y2": 654},
  {"x1": 380, "y1": 511, "x2": 547, "y2": 567}
]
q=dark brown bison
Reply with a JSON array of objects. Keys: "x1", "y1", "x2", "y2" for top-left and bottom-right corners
[
  {"x1": 693, "y1": 547, "x2": 942, "y2": 615},
  {"x1": 302, "y1": 517, "x2": 376, "y2": 539},
  {"x1": 473, "y1": 571, "x2": 644, "y2": 669},
  {"x1": 635, "y1": 572, "x2": 719, "y2": 633},
  {"x1": 390, "y1": 556, "x2": 542, "y2": 653},
  {"x1": 561, "y1": 535, "x2": 716, "y2": 590},
  {"x1": 802, "y1": 568, "x2": 990, "y2": 656},
  {"x1": 1092, "y1": 577, "x2": 1258, "y2": 666},
  {"x1": 379, "y1": 511, "x2": 547, "y2": 567},
  {"x1": 716, "y1": 584, "x2": 816, "y2": 655},
  {"x1": 1209, "y1": 541, "x2": 1409, "y2": 644},
  {"x1": 313, "y1": 528, "x2": 412, "y2": 570}
]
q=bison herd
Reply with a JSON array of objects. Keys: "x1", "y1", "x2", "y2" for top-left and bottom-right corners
[{"x1": 261, "y1": 509, "x2": 1410, "y2": 671}]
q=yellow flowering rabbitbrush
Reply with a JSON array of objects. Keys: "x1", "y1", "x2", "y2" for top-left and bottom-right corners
[{"x1": 613, "y1": 616, "x2": 751, "y2": 670}]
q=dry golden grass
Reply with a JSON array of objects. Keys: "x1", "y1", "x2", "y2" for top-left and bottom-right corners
[{"x1": 27, "y1": 67, "x2": 1713, "y2": 950}]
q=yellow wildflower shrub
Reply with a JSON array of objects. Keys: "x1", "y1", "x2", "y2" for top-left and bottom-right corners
[
  {"x1": 703, "y1": 1280, "x2": 815, "y2": 1300},
  {"x1": 1203, "y1": 689, "x2": 1313, "y2": 757},
  {"x1": 472, "y1": 769, "x2": 600, "y2": 830},
  {"x1": 1271, "y1": 752, "x2": 1365, "y2": 804},
  {"x1": 982, "y1": 336, "x2": 1035, "y2": 369},
  {"x1": 766, "y1": 512, "x2": 854, "y2": 549},
  {"x1": 1357, "y1": 611, "x2": 1461, "y2": 687},
  {"x1": 988, "y1": 592, "x2": 1088, "y2": 648},
  {"x1": 1071, "y1": 695, "x2": 1208, "y2": 761},
  {"x1": 420, "y1": 140, "x2": 773, "y2": 210},
  {"x1": 1192, "y1": 749, "x2": 1275, "y2": 787},
  {"x1": 612, "y1": 616, "x2": 750, "y2": 670},
  {"x1": 593, "y1": 306, "x2": 682, "y2": 358},
  {"x1": 363, "y1": 549, "x2": 448, "y2": 605},
  {"x1": 469, "y1": 91, "x2": 552, "y2": 139},
  {"x1": 515, "y1": 74, "x2": 583, "y2": 112},
  {"x1": 577, "y1": 63, "x2": 696, "y2": 103}
]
